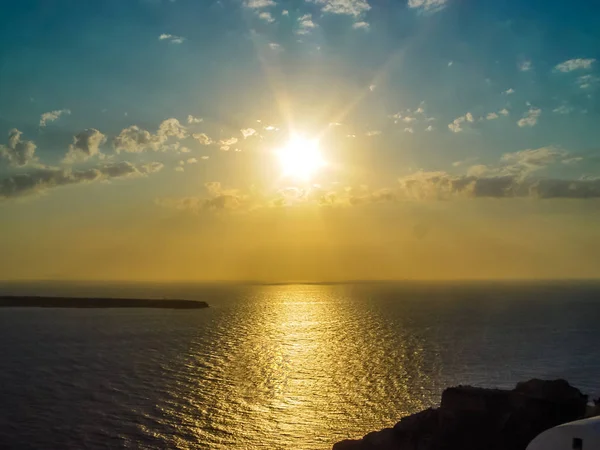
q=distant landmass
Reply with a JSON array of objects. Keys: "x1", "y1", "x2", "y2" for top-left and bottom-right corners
[{"x1": 0, "y1": 296, "x2": 209, "y2": 309}]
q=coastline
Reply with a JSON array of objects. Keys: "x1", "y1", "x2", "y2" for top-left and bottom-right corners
[{"x1": 0, "y1": 296, "x2": 209, "y2": 309}]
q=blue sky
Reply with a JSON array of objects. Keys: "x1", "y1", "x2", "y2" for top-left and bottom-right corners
[{"x1": 2, "y1": 0, "x2": 600, "y2": 280}]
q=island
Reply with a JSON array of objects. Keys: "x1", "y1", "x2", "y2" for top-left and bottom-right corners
[
  {"x1": 333, "y1": 379, "x2": 598, "y2": 450},
  {"x1": 0, "y1": 296, "x2": 209, "y2": 309}
]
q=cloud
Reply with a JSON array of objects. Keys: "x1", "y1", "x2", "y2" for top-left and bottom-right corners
[
  {"x1": 268, "y1": 42, "x2": 281, "y2": 50},
  {"x1": 517, "y1": 107, "x2": 541, "y2": 127},
  {"x1": 258, "y1": 11, "x2": 275, "y2": 22},
  {"x1": 187, "y1": 115, "x2": 203, "y2": 124},
  {"x1": 114, "y1": 119, "x2": 186, "y2": 153},
  {"x1": 369, "y1": 84, "x2": 376, "y2": 91},
  {"x1": 425, "y1": 125, "x2": 434, "y2": 132},
  {"x1": 555, "y1": 58, "x2": 596, "y2": 72},
  {"x1": 397, "y1": 171, "x2": 600, "y2": 200},
  {"x1": 297, "y1": 14, "x2": 317, "y2": 34},
  {"x1": 500, "y1": 146, "x2": 567, "y2": 172},
  {"x1": 192, "y1": 133, "x2": 213, "y2": 145},
  {"x1": 157, "y1": 118, "x2": 186, "y2": 139},
  {"x1": 448, "y1": 113, "x2": 473, "y2": 132},
  {"x1": 407, "y1": 0, "x2": 447, "y2": 13},
  {"x1": 63, "y1": 129, "x2": 107, "y2": 163},
  {"x1": 0, "y1": 129, "x2": 38, "y2": 167},
  {"x1": 310, "y1": 0, "x2": 371, "y2": 17},
  {"x1": 504, "y1": 88, "x2": 515, "y2": 95},
  {"x1": 486, "y1": 112, "x2": 499, "y2": 120},
  {"x1": 175, "y1": 166, "x2": 184, "y2": 172},
  {"x1": 219, "y1": 137, "x2": 238, "y2": 146},
  {"x1": 499, "y1": 108, "x2": 510, "y2": 116},
  {"x1": 352, "y1": 21, "x2": 369, "y2": 29},
  {"x1": 0, "y1": 161, "x2": 163, "y2": 201},
  {"x1": 553, "y1": 105, "x2": 573, "y2": 114},
  {"x1": 241, "y1": 128, "x2": 257, "y2": 138},
  {"x1": 157, "y1": 170, "x2": 600, "y2": 214},
  {"x1": 244, "y1": 0, "x2": 275, "y2": 7},
  {"x1": 519, "y1": 61, "x2": 532, "y2": 72},
  {"x1": 366, "y1": 130, "x2": 381, "y2": 136},
  {"x1": 404, "y1": 127, "x2": 414, "y2": 133},
  {"x1": 577, "y1": 74, "x2": 598, "y2": 89},
  {"x1": 187, "y1": 158, "x2": 198, "y2": 164},
  {"x1": 39, "y1": 109, "x2": 71, "y2": 127},
  {"x1": 282, "y1": 9, "x2": 289, "y2": 15},
  {"x1": 159, "y1": 34, "x2": 185, "y2": 44}
]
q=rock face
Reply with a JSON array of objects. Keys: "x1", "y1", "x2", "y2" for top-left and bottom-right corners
[{"x1": 333, "y1": 379, "x2": 588, "y2": 450}]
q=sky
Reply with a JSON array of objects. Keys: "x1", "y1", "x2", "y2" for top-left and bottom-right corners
[{"x1": 1, "y1": 0, "x2": 600, "y2": 281}]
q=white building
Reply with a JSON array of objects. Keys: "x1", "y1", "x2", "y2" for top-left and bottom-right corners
[{"x1": 527, "y1": 416, "x2": 600, "y2": 450}]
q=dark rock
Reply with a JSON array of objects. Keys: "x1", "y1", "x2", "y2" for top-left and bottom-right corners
[{"x1": 332, "y1": 379, "x2": 589, "y2": 450}]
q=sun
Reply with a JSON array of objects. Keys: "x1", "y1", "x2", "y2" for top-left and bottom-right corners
[{"x1": 277, "y1": 135, "x2": 326, "y2": 180}]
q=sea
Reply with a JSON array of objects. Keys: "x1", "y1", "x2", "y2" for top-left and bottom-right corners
[{"x1": 0, "y1": 281, "x2": 599, "y2": 450}]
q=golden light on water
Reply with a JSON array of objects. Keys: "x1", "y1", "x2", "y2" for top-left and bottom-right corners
[{"x1": 277, "y1": 135, "x2": 326, "y2": 181}]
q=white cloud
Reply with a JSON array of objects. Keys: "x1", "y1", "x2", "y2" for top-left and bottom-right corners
[
  {"x1": 157, "y1": 118, "x2": 186, "y2": 139},
  {"x1": 369, "y1": 84, "x2": 376, "y2": 91},
  {"x1": 577, "y1": 74, "x2": 598, "y2": 89},
  {"x1": 201, "y1": 156, "x2": 209, "y2": 160},
  {"x1": 486, "y1": 112, "x2": 499, "y2": 120},
  {"x1": 269, "y1": 42, "x2": 281, "y2": 50},
  {"x1": 39, "y1": 109, "x2": 70, "y2": 127},
  {"x1": 501, "y1": 146, "x2": 567, "y2": 172},
  {"x1": 448, "y1": 61, "x2": 453, "y2": 67},
  {"x1": 297, "y1": 14, "x2": 316, "y2": 34},
  {"x1": 553, "y1": 105, "x2": 573, "y2": 114},
  {"x1": 63, "y1": 129, "x2": 107, "y2": 163},
  {"x1": 187, "y1": 115, "x2": 203, "y2": 124},
  {"x1": 425, "y1": 125, "x2": 434, "y2": 132},
  {"x1": 114, "y1": 119, "x2": 185, "y2": 153},
  {"x1": 366, "y1": 130, "x2": 381, "y2": 136},
  {"x1": 192, "y1": 133, "x2": 213, "y2": 145},
  {"x1": 555, "y1": 58, "x2": 596, "y2": 72},
  {"x1": 403, "y1": 116, "x2": 416, "y2": 123},
  {"x1": 220, "y1": 146, "x2": 230, "y2": 151},
  {"x1": 187, "y1": 158, "x2": 198, "y2": 164},
  {"x1": 0, "y1": 129, "x2": 37, "y2": 167},
  {"x1": 219, "y1": 137, "x2": 238, "y2": 146},
  {"x1": 244, "y1": 0, "x2": 275, "y2": 7},
  {"x1": 448, "y1": 112, "x2": 474, "y2": 133},
  {"x1": 264, "y1": 125, "x2": 279, "y2": 131},
  {"x1": 241, "y1": 128, "x2": 257, "y2": 138},
  {"x1": 517, "y1": 107, "x2": 541, "y2": 127},
  {"x1": 282, "y1": 9, "x2": 289, "y2": 15},
  {"x1": 352, "y1": 21, "x2": 369, "y2": 29},
  {"x1": 159, "y1": 34, "x2": 185, "y2": 44},
  {"x1": 504, "y1": 88, "x2": 515, "y2": 95},
  {"x1": 310, "y1": 0, "x2": 371, "y2": 17},
  {"x1": 407, "y1": 0, "x2": 447, "y2": 13},
  {"x1": 404, "y1": 127, "x2": 414, "y2": 133},
  {"x1": 259, "y1": 11, "x2": 275, "y2": 22},
  {"x1": 519, "y1": 60, "x2": 532, "y2": 72},
  {"x1": 448, "y1": 118, "x2": 464, "y2": 133},
  {"x1": 175, "y1": 166, "x2": 184, "y2": 172},
  {"x1": 499, "y1": 108, "x2": 510, "y2": 116}
]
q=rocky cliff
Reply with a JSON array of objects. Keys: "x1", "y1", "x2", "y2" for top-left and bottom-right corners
[{"x1": 333, "y1": 379, "x2": 588, "y2": 450}]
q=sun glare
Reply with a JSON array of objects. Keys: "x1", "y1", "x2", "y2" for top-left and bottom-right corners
[{"x1": 277, "y1": 136, "x2": 326, "y2": 180}]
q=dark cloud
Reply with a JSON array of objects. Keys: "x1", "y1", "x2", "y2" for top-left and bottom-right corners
[
  {"x1": 63, "y1": 128, "x2": 107, "y2": 162},
  {"x1": 0, "y1": 161, "x2": 163, "y2": 201}
]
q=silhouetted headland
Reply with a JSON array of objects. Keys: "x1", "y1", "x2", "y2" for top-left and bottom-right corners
[
  {"x1": 333, "y1": 379, "x2": 597, "y2": 450},
  {"x1": 0, "y1": 296, "x2": 209, "y2": 309}
]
